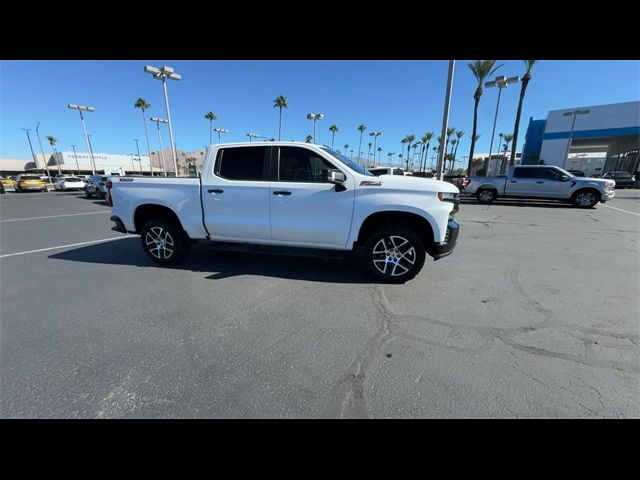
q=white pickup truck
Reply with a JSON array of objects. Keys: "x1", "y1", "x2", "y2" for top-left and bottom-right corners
[
  {"x1": 464, "y1": 165, "x2": 616, "y2": 208},
  {"x1": 108, "y1": 142, "x2": 460, "y2": 283}
]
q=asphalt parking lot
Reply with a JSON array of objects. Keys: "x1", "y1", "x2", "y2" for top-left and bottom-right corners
[{"x1": 1, "y1": 189, "x2": 639, "y2": 418}]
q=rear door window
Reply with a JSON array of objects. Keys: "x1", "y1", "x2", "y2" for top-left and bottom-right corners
[{"x1": 215, "y1": 146, "x2": 269, "y2": 181}]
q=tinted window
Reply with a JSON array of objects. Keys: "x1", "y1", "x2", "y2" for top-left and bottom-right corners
[
  {"x1": 513, "y1": 168, "x2": 535, "y2": 178},
  {"x1": 393, "y1": 169, "x2": 405, "y2": 175},
  {"x1": 320, "y1": 147, "x2": 373, "y2": 176},
  {"x1": 20, "y1": 176, "x2": 41, "y2": 180},
  {"x1": 369, "y1": 169, "x2": 388, "y2": 176},
  {"x1": 216, "y1": 147, "x2": 268, "y2": 181},
  {"x1": 278, "y1": 147, "x2": 336, "y2": 182},
  {"x1": 537, "y1": 168, "x2": 562, "y2": 180}
]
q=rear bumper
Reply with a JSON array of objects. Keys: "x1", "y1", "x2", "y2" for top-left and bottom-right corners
[
  {"x1": 432, "y1": 220, "x2": 460, "y2": 261},
  {"x1": 110, "y1": 215, "x2": 127, "y2": 234}
]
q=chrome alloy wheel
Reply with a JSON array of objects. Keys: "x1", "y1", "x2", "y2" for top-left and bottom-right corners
[
  {"x1": 478, "y1": 190, "x2": 494, "y2": 202},
  {"x1": 145, "y1": 226, "x2": 175, "y2": 260},
  {"x1": 372, "y1": 235, "x2": 416, "y2": 277},
  {"x1": 576, "y1": 191, "x2": 596, "y2": 207}
]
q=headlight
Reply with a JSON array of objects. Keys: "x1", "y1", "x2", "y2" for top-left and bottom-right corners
[{"x1": 438, "y1": 192, "x2": 458, "y2": 202}]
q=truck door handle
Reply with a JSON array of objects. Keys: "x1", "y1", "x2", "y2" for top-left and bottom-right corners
[
  {"x1": 536, "y1": 181, "x2": 544, "y2": 184},
  {"x1": 273, "y1": 191, "x2": 292, "y2": 196},
  {"x1": 208, "y1": 189, "x2": 224, "y2": 194}
]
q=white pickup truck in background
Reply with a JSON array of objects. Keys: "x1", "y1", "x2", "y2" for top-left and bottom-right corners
[
  {"x1": 108, "y1": 142, "x2": 460, "y2": 283},
  {"x1": 464, "y1": 165, "x2": 616, "y2": 208}
]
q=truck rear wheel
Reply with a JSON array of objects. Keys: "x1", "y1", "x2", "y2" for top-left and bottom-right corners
[
  {"x1": 358, "y1": 224, "x2": 426, "y2": 283},
  {"x1": 140, "y1": 219, "x2": 190, "y2": 265},
  {"x1": 476, "y1": 189, "x2": 497, "y2": 204}
]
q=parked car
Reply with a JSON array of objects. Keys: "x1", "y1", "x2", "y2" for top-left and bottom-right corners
[
  {"x1": 602, "y1": 171, "x2": 636, "y2": 189},
  {"x1": 84, "y1": 175, "x2": 108, "y2": 199},
  {"x1": 14, "y1": 174, "x2": 48, "y2": 192},
  {"x1": 368, "y1": 167, "x2": 406, "y2": 177},
  {"x1": 109, "y1": 142, "x2": 461, "y2": 283},
  {"x1": 464, "y1": 165, "x2": 615, "y2": 208},
  {"x1": 567, "y1": 170, "x2": 585, "y2": 177},
  {"x1": 1, "y1": 177, "x2": 15, "y2": 191},
  {"x1": 54, "y1": 176, "x2": 86, "y2": 191}
]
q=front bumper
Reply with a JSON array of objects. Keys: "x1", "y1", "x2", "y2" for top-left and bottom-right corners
[
  {"x1": 601, "y1": 190, "x2": 615, "y2": 202},
  {"x1": 432, "y1": 219, "x2": 460, "y2": 261},
  {"x1": 19, "y1": 185, "x2": 46, "y2": 191}
]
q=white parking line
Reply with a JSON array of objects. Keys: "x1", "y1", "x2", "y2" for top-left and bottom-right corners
[
  {"x1": 0, "y1": 211, "x2": 110, "y2": 223},
  {"x1": 601, "y1": 204, "x2": 640, "y2": 217},
  {"x1": 0, "y1": 237, "x2": 130, "y2": 259}
]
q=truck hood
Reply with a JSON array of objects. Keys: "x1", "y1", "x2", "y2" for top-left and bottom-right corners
[
  {"x1": 576, "y1": 176, "x2": 614, "y2": 184},
  {"x1": 363, "y1": 174, "x2": 459, "y2": 194}
]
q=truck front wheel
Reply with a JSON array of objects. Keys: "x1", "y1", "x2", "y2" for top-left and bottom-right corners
[
  {"x1": 358, "y1": 224, "x2": 426, "y2": 283},
  {"x1": 140, "y1": 219, "x2": 191, "y2": 265},
  {"x1": 571, "y1": 189, "x2": 600, "y2": 208},
  {"x1": 476, "y1": 189, "x2": 497, "y2": 204}
]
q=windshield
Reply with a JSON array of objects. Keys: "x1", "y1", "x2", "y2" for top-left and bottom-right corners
[
  {"x1": 553, "y1": 167, "x2": 575, "y2": 177},
  {"x1": 65, "y1": 177, "x2": 81, "y2": 182},
  {"x1": 320, "y1": 147, "x2": 373, "y2": 176}
]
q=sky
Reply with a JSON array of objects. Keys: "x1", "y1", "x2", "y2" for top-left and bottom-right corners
[{"x1": 1, "y1": 60, "x2": 639, "y2": 167}]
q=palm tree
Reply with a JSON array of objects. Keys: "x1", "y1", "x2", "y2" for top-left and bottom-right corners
[
  {"x1": 204, "y1": 111, "x2": 217, "y2": 145},
  {"x1": 46, "y1": 135, "x2": 61, "y2": 174},
  {"x1": 377, "y1": 146, "x2": 383, "y2": 163},
  {"x1": 357, "y1": 124, "x2": 367, "y2": 165},
  {"x1": 466, "y1": 60, "x2": 503, "y2": 174},
  {"x1": 448, "y1": 139, "x2": 457, "y2": 173},
  {"x1": 134, "y1": 97, "x2": 154, "y2": 176},
  {"x1": 273, "y1": 95, "x2": 288, "y2": 140},
  {"x1": 387, "y1": 152, "x2": 394, "y2": 166},
  {"x1": 403, "y1": 134, "x2": 415, "y2": 170},
  {"x1": 367, "y1": 142, "x2": 372, "y2": 164},
  {"x1": 510, "y1": 60, "x2": 538, "y2": 167},
  {"x1": 451, "y1": 130, "x2": 464, "y2": 173},
  {"x1": 343, "y1": 144, "x2": 349, "y2": 155},
  {"x1": 305, "y1": 134, "x2": 313, "y2": 143},
  {"x1": 445, "y1": 127, "x2": 457, "y2": 161},
  {"x1": 419, "y1": 132, "x2": 434, "y2": 172},
  {"x1": 329, "y1": 124, "x2": 339, "y2": 148},
  {"x1": 500, "y1": 133, "x2": 514, "y2": 173}
]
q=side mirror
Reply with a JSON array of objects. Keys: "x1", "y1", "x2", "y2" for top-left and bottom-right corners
[
  {"x1": 561, "y1": 174, "x2": 570, "y2": 181},
  {"x1": 328, "y1": 170, "x2": 346, "y2": 184},
  {"x1": 327, "y1": 170, "x2": 347, "y2": 191}
]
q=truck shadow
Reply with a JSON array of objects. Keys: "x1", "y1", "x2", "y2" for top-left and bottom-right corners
[
  {"x1": 49, "y1": 237, "x2": 373, "y2": 284},
  {"x1": 458, "y1": 196, "x2": 576, "y2": 209}
]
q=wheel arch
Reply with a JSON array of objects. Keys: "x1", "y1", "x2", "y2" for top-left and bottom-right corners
[
  {"x1": 133, "y1": 204, "x2": 186, "y2": 235},
  {"x1": 355, "y1": 210, "x2": 437, "y2": 255}
]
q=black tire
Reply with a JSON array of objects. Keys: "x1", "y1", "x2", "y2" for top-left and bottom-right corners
[
  {"x1": 476, "y1": 188, "x2": 497, "y2": 204},
  {"x1": 140, "y1": 218, "x2": 190, "y2": 265},
  {"x1": 85, "y1": 190, "x2": 93, "y2": 198},
  {"x1": 97, "y1": 190, "x2": 105, "y2": 199},
  {"x1": 571, "y1": 189, "x2": 601, "y2": 209},
  {"x1": 43, "y1": 187, "x2": 48, "y2": 192},
  {"x1": 15, "y1": 186, "x2": 22, "y2": 193},
  {"x1": 357, "y1": 223, "x2": 426, "y2": 284}
]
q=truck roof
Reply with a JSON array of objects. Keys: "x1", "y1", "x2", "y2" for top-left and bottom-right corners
[{"x1": 205, "y1": 141, "x2": 335, "y2": 148}]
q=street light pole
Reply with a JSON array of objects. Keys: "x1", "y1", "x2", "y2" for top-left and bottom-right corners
[
  {"x1": 306, "y1": 113, "x2": 324, "y2": 143},
  {"x1": 21, "y1": 128, "x2": 40, "y2": 175},
  {"x1": 70, "y1": 144, "x2": 80, "y2": 173},
  {"x1": 214, "y1": 128, "x2": 229, "y2": 142},
  {"x1": 68, "y1": 103, "x2": 97, "y2": 175},
  {"x1": 35, "y1": 122, "x2": 52, "y2": 180},
  {"x1": 562, "y1": 109, "x2": 590, "y2": 167},
  {"x1": 134, "y1": 139, "x2": 142, "y2": 173},
  {"x1": 437, "y1": 60, "x2": 455, "y2": 181},
  {"x1": 144, "y1": 65, "x2": 181, "y2": 176},
  {"x1": 151, "y1": 117, "x2": 169, "y2": 177},
  {"x1": 484, "y1": 75, "x2": 520, "y2": 176},
  {"x1": 246, "y1": 133, "x2": 259, "y2": 142}
]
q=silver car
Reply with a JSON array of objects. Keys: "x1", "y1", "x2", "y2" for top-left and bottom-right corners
[{"x1": 84, "y1": 175, "x2": 108, "y2": 199}]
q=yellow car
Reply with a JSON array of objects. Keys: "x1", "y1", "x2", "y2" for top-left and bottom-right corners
[
  {"x1": 1, "y1": 177, "x2": 15, "y2": 190},
  {"x1": 14, "y1": 174, "x2": 48, "y2": 192}
]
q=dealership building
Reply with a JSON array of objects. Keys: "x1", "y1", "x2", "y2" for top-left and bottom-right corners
[{"x1": 521, "y1": 100, "x2": 640, "y2": 177}]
